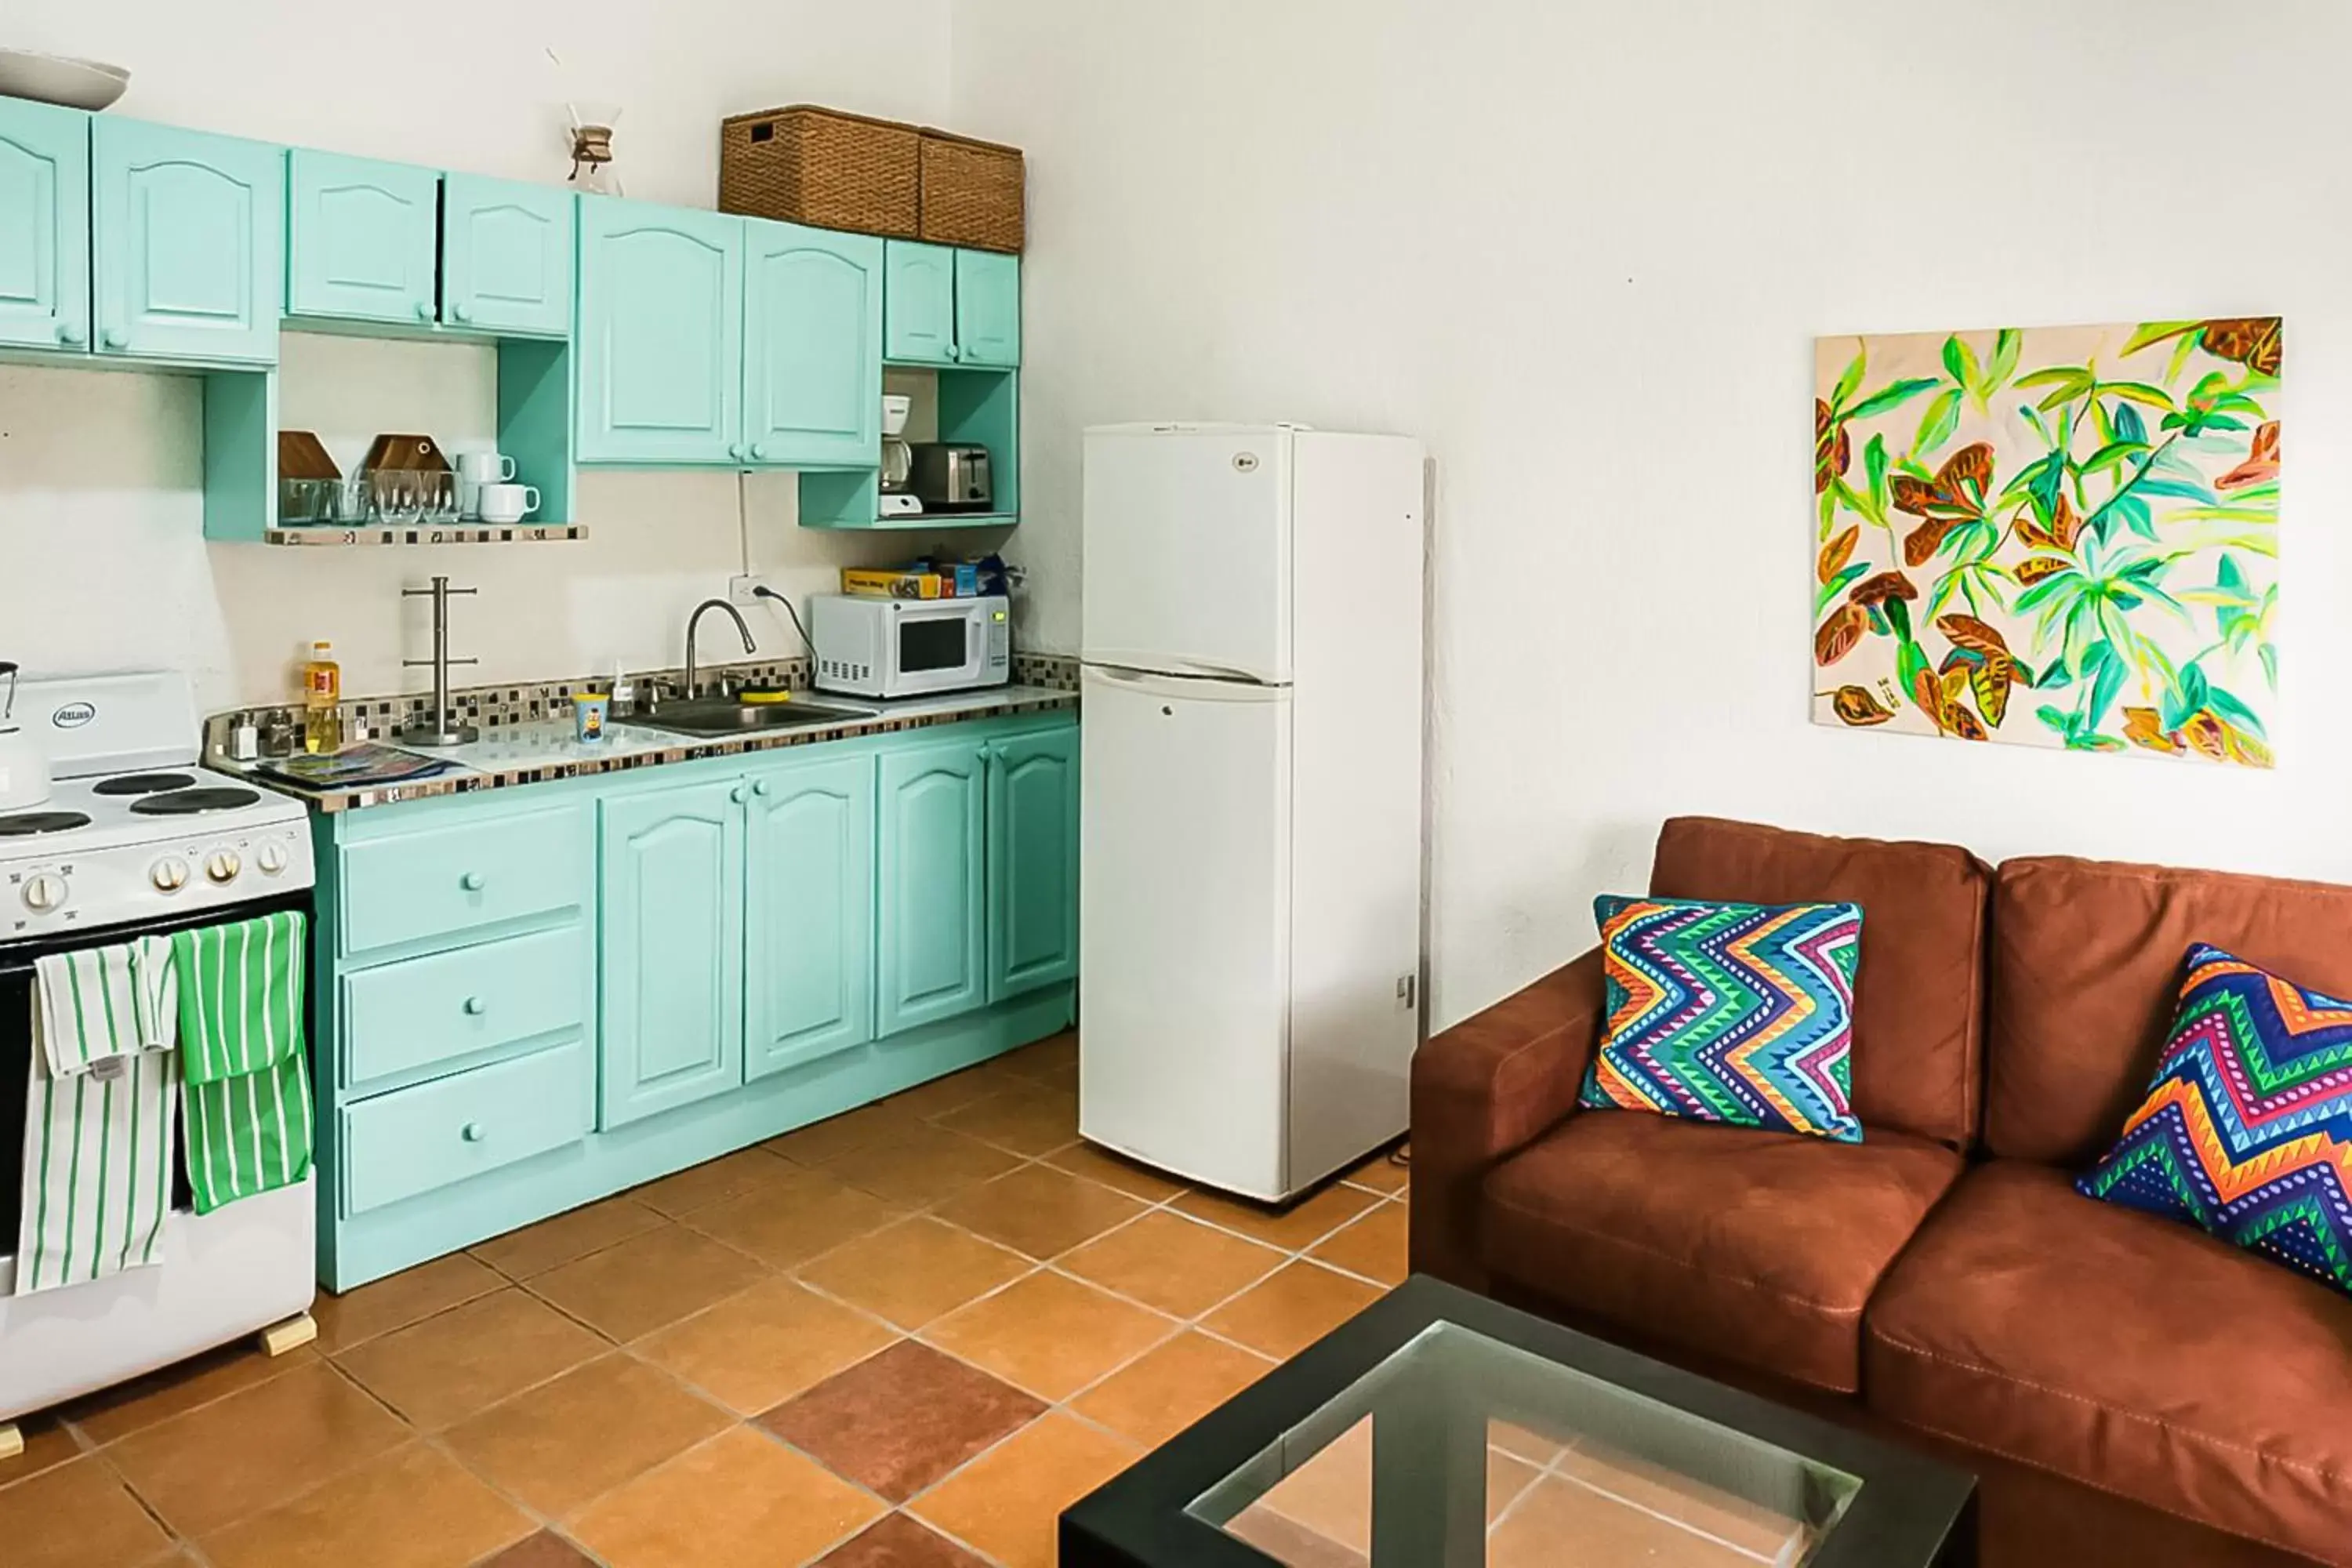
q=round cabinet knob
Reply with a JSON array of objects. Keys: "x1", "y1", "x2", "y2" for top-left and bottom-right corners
[
  {"x1": 753, "y1": 779, "x2": 771, "y2": 797},
  {"x1": 751, "y1": 444, "x2": 769, "y2": 462},
  {"x1": 101, "y1": 328, "x2": 127, "y2": 350},
  {"x1": 728, "y1": 443, "x2": 746, "y2": 462},
  {"x1": 415, "y1": 300, "x2": 433, "y2": 320},
  {"x1": 948, "y1": 344, "x2": 963, "y2": 361},
  {"x1": 56, "y1": 321, "x2": 84, "y2": 346},
  {"x1": 452, "y1": 302, "x2": 471, "y2": 323},
  {"x1": 460, "y1": 1122, "x2": 487, "y2": 1143},
  {"x1": 22, "y1": 873, "x2": 65, "y2": 913},
  {"x1": 463, "y1": 996, "x2": 488, "y2": 1017},
  {"x1": 205, "y1": 850, "x2": 241, "y2": 884},
  {"x1": 151, "y1": 858, "x2": 191, "y2": 892},
  {"x1": 730, "y1": 784, "x2": 750, "y2": 804},
  {"x1": 256, "y1": 842, "x2": 289, "y2": 876},
  {"x1": 459, "y1": 871, "x2": 486, "y2": 892}
]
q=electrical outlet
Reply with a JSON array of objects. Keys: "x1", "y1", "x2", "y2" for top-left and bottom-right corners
[{"x1": 728, "y1": 575, "x2": 765, "y2": 608}]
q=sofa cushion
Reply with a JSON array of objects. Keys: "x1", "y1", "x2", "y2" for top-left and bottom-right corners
[
  {"x1": 2078, "y1": 943, "x2": 2352, "y2": 1299},
  {"x1": 1866, "y1": 1161, "x2": 2352, "y2": 1564},
  {"x1": 1650, "y1": 816, "x2": 1987, "y2": 1146},
  {"x1": 1988, "y1": 855, "x2": 2352, "y2": 1164},
  {"x1": 1579, "y1": 894, "x2": 1864, "y2": 1143},
  {"x1": 1479, "y1": 1110, "x2": 1963, "y2": 1393}
]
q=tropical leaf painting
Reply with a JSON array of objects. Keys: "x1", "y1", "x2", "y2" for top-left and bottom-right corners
[{"x1": 1811, "y1": 320, "x2": 2280, "y2": 768}]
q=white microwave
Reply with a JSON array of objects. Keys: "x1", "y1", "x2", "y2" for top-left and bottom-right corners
[{"x1": 809, "y1": 593, "x2": 1013, "y2": 699}]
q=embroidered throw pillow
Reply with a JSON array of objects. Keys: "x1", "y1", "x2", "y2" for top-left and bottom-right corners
[
  {"x1": 2077, "y1": 944, "x2": 2352, "y2": 1298},
  {"x1": 1577, "y1": 895, "x2": 1864, "y2": 1143}
]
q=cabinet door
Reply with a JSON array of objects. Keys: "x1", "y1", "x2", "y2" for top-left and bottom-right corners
[
  {"x1": 742, "y1": 220, "x2": 881, "y2": 466},
  {"x1": 744, "y1": 753, "x2": 877, "y2": 1080},
  {"x1": 286, "y1": 150, "x2": 438, "y2": 324},
  {"x1": 882, "y1": 239, "x2": 956, "y2": 365},
  {"x1": 954, "y1": 249, "x2": 1022, "y2": 368},
  {"x1": 0, "y1": 98, "x2": 89, "y2": 352},
  {"x1": 92, "y1": 118, "x2": 281, "y2": 365},
  {"x1": 597, "y1": 777, "x2": 745, "y2": 1128},
  {"x1": 442, "y1": 173, "x2": 573, "y2": 336},
  {"x1": 877, "y1": 736, "x2": 988, "y2": 1035},
  {"x1": 986, "y1": 725, "x2": 1079, "y2": 1001},
  {"x1": 575, "y1": 197, "x2": 742, "y2": 463}
]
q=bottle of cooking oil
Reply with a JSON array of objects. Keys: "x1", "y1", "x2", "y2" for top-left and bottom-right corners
[{"x1": 303, "y1": 641, "x2": 344, "y2": 754}]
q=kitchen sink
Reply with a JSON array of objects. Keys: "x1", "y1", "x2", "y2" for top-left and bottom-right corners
[{"x1": 633, "y1": 699, "x2": 879, "y2": 739}]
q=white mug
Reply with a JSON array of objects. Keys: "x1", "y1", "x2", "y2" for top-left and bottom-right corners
[
  {"x1": 477, "y1": 482, "x2": 541, "y2": 524},
  {"x1": 454, "y1": 451, "x2": 517, "y2": 484}
]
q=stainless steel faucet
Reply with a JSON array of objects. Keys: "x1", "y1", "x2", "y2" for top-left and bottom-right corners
[{"x1": 684, "y1": 599, "x2": 757, "y2": 699}]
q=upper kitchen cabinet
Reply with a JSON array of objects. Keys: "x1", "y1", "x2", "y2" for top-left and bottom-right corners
[
  {"x1": 92, "y1": 118, "x2": 281, "y2": 365},
  {"x1": 287, "y1": 150, "x2": 437, "y2": 325},
  {"x1": 954, "y1": 248, "x2": 1021, "y2": 368},
  {"x1": 575, "y1": 195, "x2": 743, "y2": 464},
  {"x1": 741, "y1": 220, "x2": 882, "y2": 468},
  {"x1": 882, "y1": 240, "x2": 956, "y2": 365},
  {"x1": 441, "y1": 174, "x2": 573, "y2": 336},
  {"x1": 884, "y1": 240, "x2": 1020, "y2": 368},
  {"x1": 0, "y1": 98, "x2": 90, "y2": 353}
]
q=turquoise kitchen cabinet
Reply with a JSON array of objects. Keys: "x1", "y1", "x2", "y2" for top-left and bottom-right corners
[
  {"x1": 744, "y1": 752, "x2": 877, "y2": 1080},
  {"x1": 92, "y1": 118, "x2": 281, "y2": 365},
  {"x1": 442, "y1": 173, "x2": 573, "y2": 336},
  {"x1": 877, "y1": 735, "x2": 989, "y2": 1035},
  {"x1": 985, "y1": 726, "x2": 1078, "y2": 1000},
  {"x1": 597, "y1": 775, "x2": 746, "y2": 1128},
  {"x1": 575, "y1": 195, "x2": 742, "y2": 463},
  {"x1": 741, "y1": 219, "x2": 883, "y2": 467},
  {"x1": 0, "y1": 98, "x2": 90, "y2": 352},
  {"x1": 882, "y1": 239, "x2": 956, "y2": 365},
  {"x1": 287, "y1": 150, "x2": 437, "y2": 325},
  {"x1": 953, "y1": 248, "x2": 1022, "y2": 368}
]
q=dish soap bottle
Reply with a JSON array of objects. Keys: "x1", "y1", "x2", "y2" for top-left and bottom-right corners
[{"x1": 303, "y1": 641, "x2": 344, "y2": 754}]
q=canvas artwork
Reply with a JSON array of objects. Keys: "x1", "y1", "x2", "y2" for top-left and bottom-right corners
[{"x1": 1812, "y1": 318, "x2": 2280, "y2": 766}]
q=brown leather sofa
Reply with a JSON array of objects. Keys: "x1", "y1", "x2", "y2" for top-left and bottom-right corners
[{"x1": 1410, "y1": 816, "x2": 2352, "y2": 1568}]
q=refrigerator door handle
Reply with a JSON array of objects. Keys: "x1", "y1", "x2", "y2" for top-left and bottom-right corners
[{"x1": 1084, "y1": 666, "x2": 1290, "y2": 703}]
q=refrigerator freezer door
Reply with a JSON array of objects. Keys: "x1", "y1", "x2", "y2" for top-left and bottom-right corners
[
  {"x1": 1078, "y1": 666, "x2": 1291, "y2": 1198},
  {"x1": 1082, "y1": 426, "x2": 1293, "y2": 684}
]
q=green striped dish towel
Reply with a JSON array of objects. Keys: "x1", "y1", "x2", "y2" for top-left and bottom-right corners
[
  {"x1": 172, "y1": 910, "x2": 313, "y2": 1214},
  {"x1": 14, "y1": 938, "x2": 180, "y2": 1296}
]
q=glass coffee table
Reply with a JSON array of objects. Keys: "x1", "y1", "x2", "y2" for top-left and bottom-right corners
[{"x1": 1063, "y1": 1276, "x2": 1976, "y2": 1567}]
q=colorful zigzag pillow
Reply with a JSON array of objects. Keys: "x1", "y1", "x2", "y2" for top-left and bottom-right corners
[
  {"x1": 2078, "y1": 944, "x2": 2352, "y2": 1298},
  {"x1": 1577, "y1": 895, "x2": 1864, "y2": 1143}
]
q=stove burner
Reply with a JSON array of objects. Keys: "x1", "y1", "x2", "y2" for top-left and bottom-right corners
[
  {"x1": 129, "y1": 787, "x2": 263, "y2": 817},
  {"x1": 0, "y1": 811, "x2": 93, "y2": 837},
  {"x1": 93, "y1": 771, "x2": 198, "y2": 797}
]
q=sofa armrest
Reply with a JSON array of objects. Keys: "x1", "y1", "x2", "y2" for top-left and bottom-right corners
[{"x1": 1408, "y1": 947, "x2": 1606, "y2": 1292}]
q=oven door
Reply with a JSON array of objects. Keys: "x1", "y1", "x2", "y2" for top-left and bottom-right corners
[
  {"x1": 888, "y1": 601, "x2": 988, "y2": 695},
  {"x1": 0, "y1": 891, "x2": 313, "y2": 1248}
]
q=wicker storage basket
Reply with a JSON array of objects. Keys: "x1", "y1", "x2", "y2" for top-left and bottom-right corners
[
  {"x1": 719, "y1": 105, "x2": 920, "y2": 238},
  {"x1": 919, "y1": 130, "x2": 1025, "y2": 252}
]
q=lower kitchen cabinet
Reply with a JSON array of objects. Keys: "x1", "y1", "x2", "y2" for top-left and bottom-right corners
[
  {"x1": 989, "y1": 725, "x2": 1080, "y2": 999},
  {"x1": 878, "y1": 736, "x2": 990, "y2": 1036},
  {"x1": 597, "y1": 775, "x2": 746, "y2": 1129},
  {"x1": 308, "y1": 710, "x2": 1079, "y2": 1291},
  {"x1": 746, "y1": 752, "x2": 876, "y2": 1080}
]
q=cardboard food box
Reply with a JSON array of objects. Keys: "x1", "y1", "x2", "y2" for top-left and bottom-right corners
[{"x1": 842, "y1": 568, "x2": 942, "y2": 600}]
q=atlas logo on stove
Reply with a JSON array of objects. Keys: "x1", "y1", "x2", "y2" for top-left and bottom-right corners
[{"x1": 49, "y1": 702, "x2": 96, "y2": 729}]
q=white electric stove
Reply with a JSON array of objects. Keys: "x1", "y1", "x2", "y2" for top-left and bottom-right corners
[
  {"x1": 0, "y1": 671, "x2": 316, "y2": 1446},
  {"x1": 0, "y1": 671, "x2": 312, "y2": 940}
]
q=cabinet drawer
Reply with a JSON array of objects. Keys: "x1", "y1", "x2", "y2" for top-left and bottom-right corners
[
  {"x1": 339, "y1": 805, "x2": 587, "y2": 957},
  {"x1": 342, "y1": 926, "x2": 586, "y2": 1088},
  {"x1": 341, "y1": 1041, "x2": 587, "y2": 1215}
]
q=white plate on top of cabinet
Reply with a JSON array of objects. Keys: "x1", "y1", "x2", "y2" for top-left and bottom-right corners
[{"x1": 0, "y1": 49, "x2": 129, "y2": 111}]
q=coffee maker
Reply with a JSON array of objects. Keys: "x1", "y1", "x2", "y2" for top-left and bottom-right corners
[{"x1": 880, "y1": 394, "x2": 922, "y2": 517}]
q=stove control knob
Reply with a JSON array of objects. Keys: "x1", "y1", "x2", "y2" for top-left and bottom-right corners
[
  {"x1": 22, "y1": 873, "x2": 65, "y2": 912},
  {"x1": 256, "y1": 842, "x2": 289, "y2": 877},
  {"x1": 205, "y1": 850, "x2": 241, "y2": 884},
  {"x1": 152, "y1": 858, "x2": 191, "y2": 892}
]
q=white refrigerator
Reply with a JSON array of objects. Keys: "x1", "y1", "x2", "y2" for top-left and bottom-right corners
[{"x1": 1080, "y1": 423, "x2": 1426, "y2": 1202}]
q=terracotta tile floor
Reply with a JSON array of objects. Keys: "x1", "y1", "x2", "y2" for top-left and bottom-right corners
[{"x1": 0, "y1": 1033, "x2": 1412, "y2": 1568}]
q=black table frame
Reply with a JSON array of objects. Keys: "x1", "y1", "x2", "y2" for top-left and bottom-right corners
[{"x1": 1062, "y1": 1275, "x2": 1978, "y2": 1568}]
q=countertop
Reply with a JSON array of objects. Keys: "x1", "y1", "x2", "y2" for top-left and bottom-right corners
[{"x1": 223, "y1": 685, "x2": 1079, "y2": 814}]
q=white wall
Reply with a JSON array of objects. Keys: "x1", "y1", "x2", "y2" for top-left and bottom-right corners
[
  {"x1": 0, "y1": 0, "x2": 951, "y2": 707},
  {"x1": 949, "y1": 0, "x2": 2352, "y2": 1029}
]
